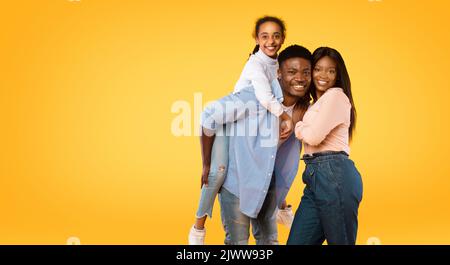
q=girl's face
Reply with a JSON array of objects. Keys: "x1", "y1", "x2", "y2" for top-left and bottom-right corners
[
  {"x1": 313, "y1": 56, "x2": 337, "y2": 94},
  {"x1": 255, "y1": 21, "x2": 285, "y2": 59}
]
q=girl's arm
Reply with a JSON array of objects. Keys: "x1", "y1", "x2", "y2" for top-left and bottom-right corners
[
  {"x1": 246, "y1": 62, "x2": 293, "y2": 139},
  {"x1": 248, "y1": 62, "x2": 285, "y2": 117},
  {"x1": 279, "y1": 111, "x2": 294, "y2": 140}
]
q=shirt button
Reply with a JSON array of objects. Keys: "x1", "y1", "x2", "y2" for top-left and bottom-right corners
[{"x1": 271, "y1": 155, "x2": 274, "y2": 159}]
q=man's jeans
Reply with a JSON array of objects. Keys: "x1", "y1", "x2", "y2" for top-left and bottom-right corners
[
  {"x1": 287, "y1": 152, "x2": 363, "y2": 245},
  {"x1": 219, "y1": 179, "x2": 278, "y2": 245}
]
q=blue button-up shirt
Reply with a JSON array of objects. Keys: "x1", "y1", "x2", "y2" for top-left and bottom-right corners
[{"x1": 201, "y1": 80, "x2": 302, "y2": 218}]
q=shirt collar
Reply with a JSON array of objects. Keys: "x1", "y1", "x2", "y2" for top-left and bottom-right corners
[{"x1": 255, "y1": 49, "x2": 278, "y2": 66}]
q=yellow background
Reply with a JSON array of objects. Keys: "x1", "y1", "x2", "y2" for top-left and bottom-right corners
[{"x1": 1, "y1": 0, "x2": 450, "y2": 244}]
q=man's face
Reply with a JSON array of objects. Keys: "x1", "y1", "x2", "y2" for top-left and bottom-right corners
[{"x1": 278, "y1": 57, "x2": 311, "y2": 98}]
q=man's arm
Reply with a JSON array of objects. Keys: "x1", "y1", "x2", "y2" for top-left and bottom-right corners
[
  {"x1": 200, "y1": 132, "x2": 215, "y2": 188},
  {"x1": 201, "y1": 91, "x2": 256, "y2": 134},
  {"x1": 199, "y1": 90, "x2": 256, "y2": 188},
  {"x1": 292, "y1": 104, "x2": 308, "y2": 125}
]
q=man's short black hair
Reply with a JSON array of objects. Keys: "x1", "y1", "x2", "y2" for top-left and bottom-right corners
[{"x1": 278, "y1": 45, "x2": 312, "y2": 67}]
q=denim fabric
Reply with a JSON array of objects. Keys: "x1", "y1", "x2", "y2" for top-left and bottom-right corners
[
  {"x1": 219, "y1": 179, "x2": 278, "y2": 245},
  {"x1": 195, "y1": 126, "x2": 229, "y2": 219},
  {"x1": 287, "y1": 153, "x2": 363, "y2": 245},
  {"x1": 201, "y1": 80, "x2": 301, "y2": 218}
]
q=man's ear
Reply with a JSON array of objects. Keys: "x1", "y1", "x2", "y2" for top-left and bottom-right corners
[{"x1": 277, "y1": 68, "x2": 282, "y2": 79}]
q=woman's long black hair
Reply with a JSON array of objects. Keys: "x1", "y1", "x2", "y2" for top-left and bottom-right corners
[{"x1": 311, "y1": 47, "x2": 357, "y2": 140}]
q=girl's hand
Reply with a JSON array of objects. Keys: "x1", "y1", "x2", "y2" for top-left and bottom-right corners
[{"x1": 280, "y1": 115, "x2": 294, "y2": 140}]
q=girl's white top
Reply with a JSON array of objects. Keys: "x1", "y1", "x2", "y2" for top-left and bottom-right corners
[{"x1": 234, "y1": 49, "x2": 283, "y2": 117}]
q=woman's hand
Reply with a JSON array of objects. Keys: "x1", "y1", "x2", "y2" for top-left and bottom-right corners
[{"x1": 295, "y1": 121, "x2": 304, "y2": 140}]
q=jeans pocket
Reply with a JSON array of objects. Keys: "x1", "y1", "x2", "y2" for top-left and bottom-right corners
[
  {"x1": 322, "y1": 161, "x2": 339, "y2": 185},
  {"x1": 302, "y1": 166, "x2": 314, "y2": 186}
]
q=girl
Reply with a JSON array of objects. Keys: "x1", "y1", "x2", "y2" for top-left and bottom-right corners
[
  {"x1": 287, "y1": 47, "x2": 363, "y2": 245},
  {"x1": 189, "y1": 16, "x2": 294, "y2": 245}
]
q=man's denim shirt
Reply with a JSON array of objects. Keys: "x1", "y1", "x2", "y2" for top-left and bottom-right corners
[{"x1": 201, "y1": 79, "x2": 302, "y2": 218}]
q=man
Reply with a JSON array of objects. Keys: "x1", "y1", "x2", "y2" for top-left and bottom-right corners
[{"x1": 200, "y1": 45, "x2": 312, "y2": 244}]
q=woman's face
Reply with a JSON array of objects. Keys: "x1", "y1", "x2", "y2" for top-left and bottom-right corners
[
  {"x1": 313, "y1": 56, "x2": 337, "y2": 94},
  {"x1": 255, "y1": 21, "x2": 284, "y2": 59}
]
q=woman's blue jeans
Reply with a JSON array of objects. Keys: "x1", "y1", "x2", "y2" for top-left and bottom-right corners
[{"x1": 287, "y1": 152, "x2": 363, "y2": 245}]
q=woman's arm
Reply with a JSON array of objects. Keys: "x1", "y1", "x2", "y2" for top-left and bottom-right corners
[{"x1": 295, "y1": 90, "x2": 350, "y2": 146}]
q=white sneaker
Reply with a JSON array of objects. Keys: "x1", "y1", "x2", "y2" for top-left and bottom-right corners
[
  {"x1": 188, "y1": 225, "x2": 206, "y2": 245},
  {"x1": 276, "y1": 205, "x2": 294, "y2": 228}
]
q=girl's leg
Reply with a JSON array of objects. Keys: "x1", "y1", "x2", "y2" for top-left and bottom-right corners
[
  {"x1": 194, "y1": 216, "x2": 207, "y2": 230},
  {"x1": 189, "y1": 126, "x2": 229, "y2": 244},
  {"x1": 194, "y1": 125, "x2": 229, "y2": 221}
]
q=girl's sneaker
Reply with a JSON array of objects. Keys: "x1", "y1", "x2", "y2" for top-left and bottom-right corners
[
  {"x1": 188, "y1": 225, "x2": 206, "y2": 245},
  {"x1": 276, "y1": 205, "x2": 294, "y2": 228}
]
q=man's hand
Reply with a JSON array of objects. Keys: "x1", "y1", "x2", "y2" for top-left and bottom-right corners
[
  {"x1": 201, "y1": 164, "x2": 210, "y2": 188},
  {"x1": 200, "y1": 129, "x2": 215, "y2": 189}
]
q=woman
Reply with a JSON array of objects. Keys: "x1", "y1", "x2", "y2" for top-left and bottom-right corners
[{"x1": 287, "y1": 47, "x2": 363, "y2": 245}]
